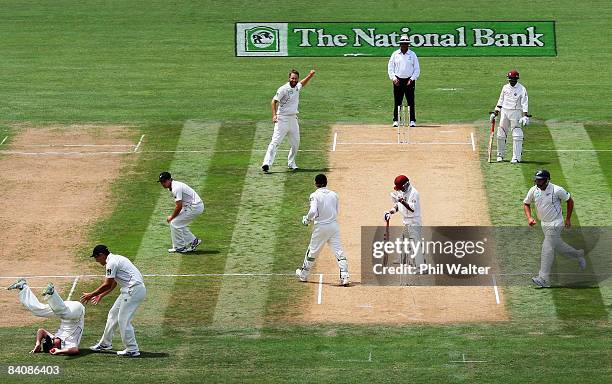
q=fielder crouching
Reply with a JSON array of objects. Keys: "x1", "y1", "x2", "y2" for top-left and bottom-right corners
[
  {"x1": 384, "y1": 175, "x2": 425, "y2": 269},
  {"x1": 296, "y1": 174, "x2": 350, "y2": 286}
]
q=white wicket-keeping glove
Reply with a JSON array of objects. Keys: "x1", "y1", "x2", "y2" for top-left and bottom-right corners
[
  {"x1": 519, "y1": 116, "x2": 530, "y2": 126},
  {"x1": 384, "y1": 211, "x2": 392, "y2": 222},
  {"x1": 489, "y1": 113, "x2": 496, "y2": 122},
  {"x1": 301, "y1": 215, "x2": 309, "y2": 226}
]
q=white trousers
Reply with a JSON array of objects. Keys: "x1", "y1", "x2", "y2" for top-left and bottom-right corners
[
  {"x1": 497, "y1": 108, "x2": 524, "y2": 161},
  {"x1": 98, "y1": 284, "x2": 146, "y2": 352},
  {"x1": 263, "y1": 115, "x2": 300, "y2": 168},
  {"x1": 19, "y1": 285, "x2": 83, "y2": 320},
  {"x1": 300, "y1": 222, "x2": 349, "y2": 279},
  {"x1": 401, "y1": 222, "x2": 425, "y2": 266},
  {"x1": 539, "y1": 220, "x2": 582, "y2": 281},
  {"x1": 170, "y1": 202, "x2": 204, "y2": 249}
]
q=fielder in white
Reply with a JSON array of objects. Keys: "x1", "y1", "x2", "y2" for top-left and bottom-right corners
[
  {"x1": 489, "y1": 69, "x2": 530, "y2": 163},
  {"x1": 523, "y1": 170, "x2": 586, "y2": 288},
  {"x1": 262, "y1": 69, "x2": 316, "y2": 173},
  {"x1": 81, "y1": 245, "x2": 146, "y2": 357},
  {"x1": 296, "y1": 174, "x2": 350, "y2": 286},
  {"x1": 384, "y1": 175, "x2": 425, "y2": 267},
  {"x1": 7, "y1": 279, "x2": 84, "y2": 355},
  {"x1": 158, "y1": 171, "x2": 204, "y2": 253}
]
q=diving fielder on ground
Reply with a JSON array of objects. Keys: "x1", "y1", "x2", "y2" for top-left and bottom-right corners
[
  {"x1": 523, "y1": 170, "x2": 586, "y2": 288},
  {"x1": 7, "y1": 279, "x2": 84, "y2": 355},
  {"x1": 489, "y1": 70, "x2": 530, "y2": 164},
  {"x1": 296, "y1": 174, "x2": 350, "y2": 286},
  {"x1": 384, "y1": 175, "x2": 425, "y2": 268}
]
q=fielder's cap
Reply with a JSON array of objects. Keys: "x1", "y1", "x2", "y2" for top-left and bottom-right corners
[
  {"x1": 394, "y1": 175, "x2": 409, "y2": 190},
  {"x1": 398, "y1": 34, "x2": 410, "y2": 44},
  {"x1": 91, "y1": 244, "x2": 109, "y2": 257},
  {"x1": 158, "y1": 171, "x2": 171, "y2": 182},
  {"x1": 534, "y1": 169, "x2": 551, "y2": 180}
]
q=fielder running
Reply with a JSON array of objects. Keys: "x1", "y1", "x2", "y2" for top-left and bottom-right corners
[
  {"x1": 262, "y1": 69, "x2": 316, "y2": 173},
  {"x1": 158, "y1": 171, "x2": 204, "y2": 253},
  {"x1": 384, "y1": 175, "x2": 425, "y2": 267},
  {"x1": 489, "y1": 70, "x2": 530, "y2": 163},
  {"x1": 523, "y1": 170, "x2": 586, "y2": 288},
  {"x1": 7, "y1": 279, "x2": 84, "y2": 355},
  {"x1": 81, "y1": 245, "x2": 146, "y2": 357},
  {"x1": 296, "y1": 174, "x2": 350, "y2": 286}
]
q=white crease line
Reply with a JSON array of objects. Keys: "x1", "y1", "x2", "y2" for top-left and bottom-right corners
[
  {"x1": 17, "y1": 144, "x2": 134, "y2": 147},
  {"x1": 317, "y1": 273, "x2": 323, "y2": 304},
  {"x1": 67, "y1": 276, "x2": 80, "y2": 301},
  {"x1": 470, "y1": 132, "x2": 476, "y2": 152},
  {"x1": 337, "y1": 141, "x2": 472, "y2": 146},
  {"x1": 0, "y1": 272, "x2": 336, "y2": 279},
  {"x1": 134, "y1": 134, "x2": 145, "y2": 152},
  {"x1": 492, "y1": 275, "x2": 500, "y2": 305},
  {"x1": 0, "y1": 149, "x2": 328, "y2": 156},
  {"x1": 332, "y1": 131, "x2": 338, "y2": 152},
  {"x1": 450, "y1": 353, "x2": 487, "y2": 363},
  {"x1": 0, "y1": 150, "x2": 133, "y2": 156},
  {"x1": 0, "y1": 136, "x2": 7, "y2": 146}
]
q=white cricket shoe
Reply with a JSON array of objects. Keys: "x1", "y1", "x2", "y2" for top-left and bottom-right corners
[
  {"x1": 510, "y1": 159, "x2": 520, "y2": 164},
  {"x1": 295, "y1": 268, "x2": 308, "y2": 282},
  {"x1": 392, "y1": 121, "x2": 399, "y2": 127},
  {"x1": 340, "y1": 276, "x2": 350, "y2": 287},
  {"x1": 90, "y1": 343, "x2": 112, "y2": 351},
  {"x1": 531, "y1": 276, "x2": 550, "y2": 288},
  {"x1": 7, "y1": 278, "x2": 26, "y2": 290},
  {"x1": 496, "y1": 156, "x2": 503, "y2": 162},
  {"x1": 117, "y1": 349, "x2": 140, "y2": 357},
  {"x1": 409, "y1": 121, "x2": 416, "y2": 127},
  {"x1": 577, "y1": 249, "x2": 586, "y2": 270},
  {"x1": 288, "y1": 165, "x2": 299, "y2": 171},
  {"x1": 188, "y1": 238, "x2": 202, "y2": 252}
]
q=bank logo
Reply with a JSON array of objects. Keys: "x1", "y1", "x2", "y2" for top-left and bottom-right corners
[{"x1": 246, "y1": 26, "x2": 279, "y2": 52}]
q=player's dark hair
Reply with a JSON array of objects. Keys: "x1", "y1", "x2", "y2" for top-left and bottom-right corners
[
  {"x1": 315, "y1": 174, "x2": 327, "y2": 186},
  {"x1": 289, "y1": 69, "x2": 300, "y2": 77}
]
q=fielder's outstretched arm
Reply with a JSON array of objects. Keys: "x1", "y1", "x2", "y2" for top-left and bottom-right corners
[
  {"x1": 50, "y1": 347, "x2": 79, "y2": 355},
  {"x1": 80, "y1": 278, "x2": 116, "y2": 304},
  {"x1": 300, "y1": 70, "x2": 316, "y2": 87}
]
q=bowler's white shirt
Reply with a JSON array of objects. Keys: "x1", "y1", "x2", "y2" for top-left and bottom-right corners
[
  {"x1": 105, "y1": 253, "x2": 144, "y2": 289},
  {"x1": 171, "y1": 180, "x2": 202, "y2": 206},
  {"x1": 388, "y1": 49, "x2": 420, "y2": 81},
  {"x1": 391, "y1": 186, "x2": 422, "y2": 224},
  {"x1": 307, "y1": 188, "x2": 339, "y2": 225},
  {"x1": 274, "y1": 82, "x2": 302, "y2": 116},
  {"x1": 496, "y1": 82, "x2": 529, "y2": 112},
  {"x1": 524, "y1": 183, "x2": 570, "y2": 224}
]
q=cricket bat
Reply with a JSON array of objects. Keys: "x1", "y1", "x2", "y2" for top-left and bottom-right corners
[{"x1": 487, "y1": 114, "x2": 496, "y2": 163}]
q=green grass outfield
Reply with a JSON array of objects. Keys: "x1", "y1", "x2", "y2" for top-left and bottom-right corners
[{"x1": 0, "y1": 1, "x2": 610, "y2": 383}]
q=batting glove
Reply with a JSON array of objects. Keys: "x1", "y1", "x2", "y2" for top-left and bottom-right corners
[
  {"x1": 489, "y1": 113, "x2": 496, "y2": 122},
  {"x1": 301, "y1": 215, "x2": 310, "y2": 226},
  {"x1": 519, "y1": 116, "x2": 530, "y2": 126},
  {"x1": 384, "y1": 211, "x2": 392, "y2": 222}
]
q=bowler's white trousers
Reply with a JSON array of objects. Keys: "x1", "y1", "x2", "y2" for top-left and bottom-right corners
[
  {"x1": 263, "y1": 114, "x2": 300, "y2": 168},
  {"x1": 300, "y1": 222, "x2": 349, "y2": 279},
  {"x1": 538, "y1": 220, "x2": 582, "y2": 281},
  {"x1": 171, "y1": 202, "x2": 204, "y2": 250},
  {"x1": 97, "y1": 284, "x2": 146, "y2": 352}
]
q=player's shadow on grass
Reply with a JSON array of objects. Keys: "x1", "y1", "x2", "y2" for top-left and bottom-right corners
[
  {"x1": 264, "y1": 168, "x2": 329, "y2": 175},
  {"x1": 187, "y1": 249, "x2": 220, "y2": 256},
  {"x1": 518, "y1": 160, "x2": 551, "y2": 165},
  {"x1": 66, "y1": 350, "x2": 169, "y2": 359}
]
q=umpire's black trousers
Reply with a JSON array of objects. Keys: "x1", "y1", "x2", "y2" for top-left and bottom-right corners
[{"x1": 393, "y1": 77, "x2": 416, "y2": 122}]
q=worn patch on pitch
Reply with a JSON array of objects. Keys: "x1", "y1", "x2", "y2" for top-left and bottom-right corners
[
  {"x1": 293, "y1": 124, "x2": 508, "y2": 324},
  {"x1": 0, "y1": 124, "x2": 136, "y2": 327}
]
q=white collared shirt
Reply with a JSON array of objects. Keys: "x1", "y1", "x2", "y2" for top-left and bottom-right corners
[
  {"x1": 105, "y1": 253, "x2": 144, "y2": 289},
  {"x1": 273, "y1": 82, "x2": 302, "y2": 116},
  {"x1": 171, "y1": 180, "x2": 202, "y2": 206},
  {"x1": 496, "y1": 82, "x2": 529, "y2": 112},
  {"x1": 306, "y1": 187, "x2": 339, "y2": 225},
  {"x1": 523, "y1": 182, "x2": 570, "y2": 224},
  {"x1": 391, "y1": 186, "x2": 422, "y2": 225},
  {"x1": 388, "y1": 49, "x2": 420, "y2": 81}
]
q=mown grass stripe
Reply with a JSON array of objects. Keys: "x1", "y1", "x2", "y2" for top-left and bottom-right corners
[
  {"x1": 211, "y1": 121, "x2": 288, "y2": 330},
  {"x1": 133, "y1": 121, "x2": 220, "y2": 328}
]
